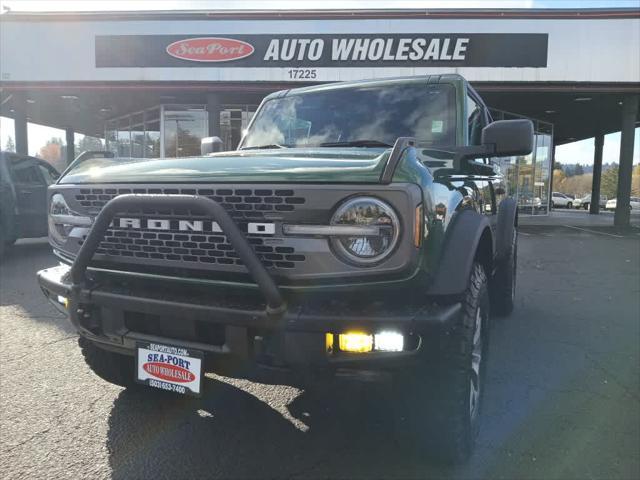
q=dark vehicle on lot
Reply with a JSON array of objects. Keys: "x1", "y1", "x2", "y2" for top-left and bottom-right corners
[
  {"x1": 37, "y1": 74, "x2": 532, "y2": 463},
  {"x1": 0, "y1": 151, "x2": 60, "y2": 257}
]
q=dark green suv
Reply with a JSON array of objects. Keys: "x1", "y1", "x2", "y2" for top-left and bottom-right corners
[{"x1": 37, "y1": 74, "x2": 532, "y2": 462}]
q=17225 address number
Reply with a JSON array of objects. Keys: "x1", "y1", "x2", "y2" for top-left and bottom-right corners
[{"x1": 287, "y1": 69, "x2": 317, "y2": 80}]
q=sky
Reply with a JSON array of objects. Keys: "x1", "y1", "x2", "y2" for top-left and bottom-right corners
[{"x1": 1, "y1": 0, "x2": 640, "y2": 12}]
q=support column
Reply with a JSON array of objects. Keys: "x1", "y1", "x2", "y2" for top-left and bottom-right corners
[
  {"x1": 13, "y1": 92, "x2": 28, "y2": 155},
  {"x1": 65, "y1": 128, "x2": 75, "y2": 165},
  {"x1": 614, "y1": 94, "x2": 639, "y2": 228},
  {"x1": 590, "y1": 133, "x2": 604, "y2": 214},
  {"x1": 206, "y1": 93, "x2": 222, "y2": 138},
  {"x1": 548, "y1": 143, "x2": 556, "y2": 211}
]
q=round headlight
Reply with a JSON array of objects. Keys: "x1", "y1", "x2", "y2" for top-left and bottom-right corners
[
  {"x1": 50, "y1": 193, "x2": 70, "y2": 216},
  {"x1": 48, "y1": 194, "x2": 92, "y2": 245},
  {"x1": 49, "y1": 193, "x2": 73, "y2": 245},
  {"x1": 330, "y1": 197, "x2": 400, "y2": 266}
]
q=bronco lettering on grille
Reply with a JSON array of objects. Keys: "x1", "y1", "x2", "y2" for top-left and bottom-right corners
[{"x1": 116, "y1": 218, "x2": 275, "y2": 235}]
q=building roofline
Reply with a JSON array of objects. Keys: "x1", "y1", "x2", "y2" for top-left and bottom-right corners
[
  {"x1": 2, "y1": 81, "x2": 639, "y2": 94},
  {"x1": 1, "y1": 8, "x2": 639, "y2": 22}
]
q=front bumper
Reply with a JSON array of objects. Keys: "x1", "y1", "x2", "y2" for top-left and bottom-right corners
[
  {"x1": 38, "y1": 193, "x2": 460, "y2": 372},
  {"x1": 38, "y1": 263, "x2": 461, "y2": 371}
]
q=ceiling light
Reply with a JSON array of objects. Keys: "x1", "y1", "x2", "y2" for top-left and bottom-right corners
[
  {"x1": 574, "y1": 97, "x2": 592, "y2": 102},
  {"x1": 26, "y1": 99, "x2": 35, "y2": 104},
  {"x1": 99, "y1": 107, "x2": 112, "y2": 113},
  {"x1": 545, "y1": 110, "x2": 555, "y2": 114},
  {"x1": 61, "y1": 95, "x2": 79, "y2": 100}
]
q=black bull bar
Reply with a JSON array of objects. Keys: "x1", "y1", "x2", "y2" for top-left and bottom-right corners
[{"x1": 68, "y1": 194, "x2": 286, "y2": 315}]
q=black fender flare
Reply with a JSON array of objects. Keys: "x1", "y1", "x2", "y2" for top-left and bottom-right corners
[
  {"x1": 427, "y1": 209, "x2": 493, "y2": 296},
  {"x1": 495, "y1": 197, "x2": 518, "y2": 263}
]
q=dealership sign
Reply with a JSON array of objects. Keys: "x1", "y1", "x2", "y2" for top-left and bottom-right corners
[{"x1": 96, "y1": 33, "x2": 548, "y2": 67}]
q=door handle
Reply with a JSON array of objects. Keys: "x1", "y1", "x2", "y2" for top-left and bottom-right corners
[{"x1": 19, "y1": 189, "x2": 34, "y2": 195}]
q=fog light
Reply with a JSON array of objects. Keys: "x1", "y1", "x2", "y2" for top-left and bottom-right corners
[
  {"x1": 57, "y1": 295, "x2": 68, "y2": 309},
  {"x1": 338, "y1": 332, "x2": 373, "y2": 353},
  {"x1": 374, "y1": 331, "x2": 404, "y2": 352}
]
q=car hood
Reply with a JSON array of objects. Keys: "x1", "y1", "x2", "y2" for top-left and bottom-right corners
[{"x1": 59, "y1": 148, "x2": 391, "y2": 184}]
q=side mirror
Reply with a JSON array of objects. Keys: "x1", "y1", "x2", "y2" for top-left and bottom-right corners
[
  {"x1": 201, "y1": 136, "x2": 224, "y2": 155},
  {"x1": 481, "y1": 119, "x2": 534, "y2": 157}
]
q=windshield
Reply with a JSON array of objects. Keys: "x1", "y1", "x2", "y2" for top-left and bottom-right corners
[{"x1": 241, "y1": 83, "x2": 456, "y2": 149}]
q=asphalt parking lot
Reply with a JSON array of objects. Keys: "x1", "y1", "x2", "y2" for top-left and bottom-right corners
[{"x1": 1, "y1": 225, "x2": 639, "y2": 480}]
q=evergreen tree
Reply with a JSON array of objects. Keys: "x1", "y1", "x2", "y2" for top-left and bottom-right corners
[
  {"x1": 4, "y1": 136, "x2": 15, "y2": 152},
  {"x1": 601, "y1": 166, "x2": 619, "y2": 198}
]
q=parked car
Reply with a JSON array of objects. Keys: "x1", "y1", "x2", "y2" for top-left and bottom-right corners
[
  {"x1": 0, "y1": 151, "x2": 60, "y2": 257},
  {"x1": 551, "y1": 191, "x2": 573, "y2": 208},
  {"x1": 606, "y1": 197, "x2": 640, "y2": 211},
  {"x1": 578, "y1": 194, "x2": 608, "y2": 211},
  {"x1": 37, "y1": 74, "x2": 533, "y2": 463},
  {"x1": 573, "y1": 196, "x2": 583, "y2": 209}
]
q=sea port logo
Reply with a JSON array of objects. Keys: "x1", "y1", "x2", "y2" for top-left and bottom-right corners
[{"x1": 166, "y1": 37, "x2": 255, "y2": 62}]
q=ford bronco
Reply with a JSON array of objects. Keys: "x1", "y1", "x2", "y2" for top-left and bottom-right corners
[{"x1": 37, "y1": 74, "x2": 532, "y2": 462}]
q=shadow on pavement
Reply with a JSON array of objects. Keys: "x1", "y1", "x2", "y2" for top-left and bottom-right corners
[
  {"x1": 105, "y1": 375, "x2": 460, "y2": 479},
  {"x1": 0, "y1": 238, "x2": 71, "y2": 330}
]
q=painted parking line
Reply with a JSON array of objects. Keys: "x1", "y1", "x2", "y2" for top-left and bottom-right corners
[{"x1": 562, "y1": 225, "x2": 625, "y2": 238}]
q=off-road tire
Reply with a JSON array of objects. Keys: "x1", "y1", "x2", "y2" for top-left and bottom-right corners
[
  {"x1": 491, "y1": 228, "x2": 517, "y2": 316},
  {"x1": 394, "y1": 263, "x2": 490, "y2": 464},
  {"x1": 79, "y1": 337, "x2": 138, "y2": 388}
]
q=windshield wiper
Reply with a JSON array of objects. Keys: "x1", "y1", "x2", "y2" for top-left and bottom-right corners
[
  {"x1": 239, "y1": 144, "x2": 289, "y2": 150},
  {"x1": 318, "y1": 139, "x2": 393, "y2": 148}
]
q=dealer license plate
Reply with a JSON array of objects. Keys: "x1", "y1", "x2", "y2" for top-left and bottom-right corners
[{"x1": 136, "y1": 342, "x2": 203, "y2": 397}]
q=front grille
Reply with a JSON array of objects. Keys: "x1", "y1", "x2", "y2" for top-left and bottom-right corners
[
  {"x1": 75, "y1": 187, "x2": 305, "y2": 219},
  {"x1": 73, "y1": 186, "x2": 310, "y2": 272},
  {"x1": 95, "y1": 221, "x2": 306, "y2": 270}
]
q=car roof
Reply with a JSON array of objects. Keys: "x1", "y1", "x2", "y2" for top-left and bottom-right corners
[{"x1": 263, "y1": 73, "x2": 466, "y2": 100}]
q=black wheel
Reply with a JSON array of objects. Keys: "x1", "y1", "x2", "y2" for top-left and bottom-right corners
[
  {"x1": 583, "y1": 203, "x2": 589, "y2": 210},
  {"x1": 79, "y1": 337, "x2": 138, "y2": 388},
  {"x1": 491, "y1": 228, "x2": 517, "y2": 316},
  {"x1": 394, "y1": 263, "x2": 490, "y2": 464},
  {"x1": 567, "y1": 202, "x2": 573, "y2": 209},
  {"x1": 550, "y1": 201, "x2": 555, "y2": 209}
]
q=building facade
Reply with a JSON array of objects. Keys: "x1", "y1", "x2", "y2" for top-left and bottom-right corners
[{"x1": 1, "y1": 8, "x2": 638, "y2": 214}]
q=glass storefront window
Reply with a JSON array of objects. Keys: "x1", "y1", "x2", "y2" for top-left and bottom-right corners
[
  {"x1": 131, "y1": 113, "x2": 145, "y2": 158},
  {"x1": 221, "y1": 105, "x2": 258, "y2": 151},
  {"x1": 117, "y1": 117, "x2": 131, "y2": 157},
  {"x1": 491, "y1": 109, "x2": 553, "y2": 215},
  {"x1": 144, "y1": 108, "x2": 161, "y2": 158},
  {"x1": 105, "y1": 120, "x2": 118, "y2": 156},
  {"x1": 163, "y1": 105, "x2": 207, "y2": 158},
  {"x1": 534, "y1": 125, "x2": 552, "y2": 214}
]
